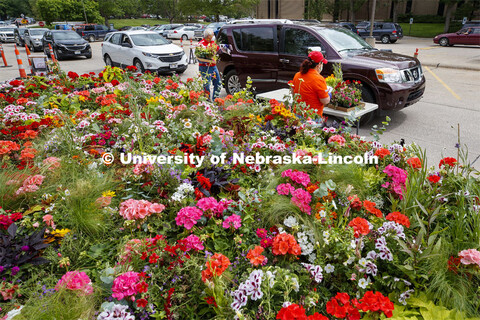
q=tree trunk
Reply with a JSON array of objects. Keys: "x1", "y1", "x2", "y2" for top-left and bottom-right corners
[
  {"x1": 104, "y1": 17, "x2": 109, "y2": 27},
  {"x1": 392, "y1": 1, "x2": 398, "y2": 23},
  {"x1": 444, "y1": 3, "x2": 456, "y2": 33},
  {"x1": 349, "y1": 0, "x2": 355, "y2": 23}
]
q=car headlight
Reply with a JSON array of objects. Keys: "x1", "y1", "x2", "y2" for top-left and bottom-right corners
[
  {"x1": 142, "y1": 52, "x2": 157, "y2": 58},
  {"x1": 375, "y1": 68, "x2": 403, "y2": 83}
]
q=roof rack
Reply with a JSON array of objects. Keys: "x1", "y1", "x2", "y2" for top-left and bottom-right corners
[{"x1": 227, "y1": 19, "x2": 293, "y2": 25}]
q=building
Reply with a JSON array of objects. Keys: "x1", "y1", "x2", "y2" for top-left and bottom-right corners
[{"x1": 256, "y1": 0, "x2": 480, "y2": 21}]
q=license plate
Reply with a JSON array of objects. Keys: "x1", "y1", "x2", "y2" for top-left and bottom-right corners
[
  {"x1": 169, "y1": 63, "x2": 177, "y2": 69},
  {"x1": 75, "y1": 51, "x2": 80, "y2": 54}
]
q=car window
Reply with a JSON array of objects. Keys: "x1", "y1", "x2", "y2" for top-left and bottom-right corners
[
  {"x1": 473, "y1": 29, "x2": 480, "y2": 34},
  {"x1": 110, "y1": 33, "x2": 121, "y2": 45},
  {"x1": 53, "y1": 32, "x2": 82, "y2": 40},
  {"x1": 217, "y1": 29, "x2": 228, "y2": 45},
  {"x1": 85, "y1": 25, "x2": 95, "y2": 31},
  {"x1": 282, "y1": 27, "x2": 323, "y2": 55},
  {"x1": 30, "y1": 29, "x2": 47, "y2": 36},
  {"x1": 233, "y1": 27, "x2": 275, "y2": 52},
  {"x1": 314, "y1": 27, "x2": 372, "y2": 53},
  {"x1": 130, "y1": 33, "x2": 169, "y2": 46},
  {"x1": 383, "y1": 23, "x2": 393, "y2": 29}
]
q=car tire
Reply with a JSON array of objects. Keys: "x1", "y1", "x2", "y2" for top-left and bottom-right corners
[
  {"x1": 181, "y1": 34, "x2": 188, "y2": 40},
  {"x1": 85, "y1": 53, "x2": 92, "y2": 59},
  {"x1": 390, "y1": 39, "x2": 397, "y2": 43},
  {"x1": 104, "y1": 54, "x2": 113, "y2": 66},
  {"x1": 224, "y1": 69, "x2": 242, "y2": 95},
  {"x1": 439, "y1": 37, "x2": 449, "y2": 47},
  {"x1": 88, "y1": 35, "x2": 95, "y2": 42},
  {"x1": 381, "y1": 35, "x2": 390, "y2": 44},
  {"x1": 358, "y1": 85, "x2": 376, "y2": 126},
  {"x1": 133, "y1": 58, "x2": 145, "y2": 73}
]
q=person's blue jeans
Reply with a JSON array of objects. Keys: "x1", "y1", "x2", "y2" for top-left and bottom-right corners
[{"x1": 199, "y1": 65, "x2": 221, "y2": 100}]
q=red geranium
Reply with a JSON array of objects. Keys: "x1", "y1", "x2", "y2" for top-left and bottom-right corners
[
  {"x1": 355, "y1": 291, "x2": 394, "y2": 318},
  {"x1": 136, "y1": 298, "x2": 148, "y2": 308},
  {"x1": 439, "y1": 157, "x2": 457, "y2": 168},
  {"x1": 126, "y1": 65, "x2": 138, "y2": 71},
  {"x1": 348, "y1": 195, "x2": 363, "y2": 210},
  {"x1": 348, "y1": 217, "x2": 370, "y2": 238},
  {"x1": 272, "y1": 233, "x2": 302, "y2": 256},
  {"x1": 276, "y1": 304, "x2": 307, "y2": 320},
  {"x1": 326, "y1": 293, "x2": 361, "y2": 320},
  {"x1": 427, "y1": 174, "x2": 441, "y2": 184},
  {"x1": 385, "y1": 212, "x2": 410, "y2": 228},
  {"x1": 363, "y1": 200, "x2": 383, "y2": 218},
  {"x1": 406, "y1": 157, "x2": 422, "y2": 169},
  {"x1": 374, "y1": 148, "x2": 391, "y2": 159},
  {"x1": 201, "y1": 253, "x2": 230, "y2": 282}
]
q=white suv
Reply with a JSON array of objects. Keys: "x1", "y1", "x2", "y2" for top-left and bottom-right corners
[{"x1": 102, "y1": 31, "x2": 188, "y2": 74}]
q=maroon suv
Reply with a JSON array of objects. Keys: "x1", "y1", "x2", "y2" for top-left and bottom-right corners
[{"x1": 216, "y1": 22, "x2": 425, "y2": 110}]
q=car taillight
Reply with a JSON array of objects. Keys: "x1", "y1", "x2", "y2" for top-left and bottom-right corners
[
  {"x1": 174, "y1": 30, "x2": 177, "y2": 33},
  {"x1": 392, "y1": 30, "x2": 396, "y2": 34},
  {"x1": 82, "y1": 32, "x2": 84, "y2": 36}
]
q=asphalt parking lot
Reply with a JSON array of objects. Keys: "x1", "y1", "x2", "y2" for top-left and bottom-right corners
[{"x1": 0, "y1": 38, "x2": 479, "y2": 169}]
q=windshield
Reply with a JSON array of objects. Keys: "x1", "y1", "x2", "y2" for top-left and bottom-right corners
[
  {"x1": 130, "y1": 33, "x2": 169, "y2": 46},
  {"x1": 0, "y1": 28, "x2": 15, "y2": 33},
  {"x1": 315, "y1": 27, "x2": 373, "y2": 52},
  {"x1": 30, "y1": 29, "x2": 47, "y2": 36},
  {"x1": 53, "y1": 32, "x2": 82, "y2": 40}
]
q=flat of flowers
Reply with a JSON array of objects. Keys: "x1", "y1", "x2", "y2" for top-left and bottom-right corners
[{"x1": 326, "y1": 102, "x2": 365, "y2": 112}]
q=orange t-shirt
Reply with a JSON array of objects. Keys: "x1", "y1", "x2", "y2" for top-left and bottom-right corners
[{"x1": 292, "y1": 69, "x2": 329, "y2": 116}]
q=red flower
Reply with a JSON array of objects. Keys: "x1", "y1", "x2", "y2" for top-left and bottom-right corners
[
  {"x1": 126, "y1": 65, "x2": 138, "y2": 71},
  {"x1": 246, "y1": 246, "x2": 266, "y2": 266},
  {"x1": 427, "y1": 174, "x2": 441, "y2": 184},
  {"x1": 326, "y1": 299, "x2": 347, "y2": 318},
  {"x1": 307, "y1": 313, "x2": 328, "y2": 320},
  {"x1": 363, "y1": 200, "x2": 383, "y2": 218},
  {"x1": 276, "y1": 304, "x2": 308, "y2": 320},
  {"x1": 201, "y1": 253, "x2": 231, "y2": 282},
  {"x1": 149, "y1": 252, "x2": 159, "y2": 264},
  {"x1": 406, "y1": 157, "x2": 422, "y2": 169},
  {"x1": 348, "y1": 195, "x2": 363, "y2": 210},
  {"x1": 348, "y1": 217, "x2": 370, "y2": 238},
  {"x1": 272, "y1": 233, "x2": 302, "y2": 256},
  {"x1": 136, "y1": 281, "x2": 149, "y2": 293},
  {"x1": 439, "y1": 157, "x2": 457, "y2": 168},
  {"x1": 111, "y1": 79, "x2": 120, "y2": 86},
  {"x1": 386, "y1": 212, "x2": 410, "y2": 228},
  {"x1": 67, "y1": 71, "x2": 79, "y2": 80},
  {"x1": 136, "y1": 298, "x2": 148, "y2": 308},
  {"x1": 204, "y1": 296, "x2": 218, "y2": 307},
  {"x1": 356, "y1": 291, "x2": 394, "y2": 318},
  {"x1": 374, "y1": 148, "x2": 391, "y2": 159}
]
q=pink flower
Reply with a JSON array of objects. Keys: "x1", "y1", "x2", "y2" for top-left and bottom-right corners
[
  {"x1": 277, "y1": 183, "x2": 295, "y2": 195},
  {"x1": 133, "y1": 163, "x2": 154, "y2": 175},
  {"x1": 55, "y1": 271, "x2": 93, "y2": 296},
  {"x1": 459, "y1": 249, "x2": 480, "y2": 267},
  {"x1": 95, "y1": 196, "x2": 112, "y2": 208},
  {"x1": 281, "y1": 169, "x2": 311, "y2": 187},
  {"x1": 112, "y1": 271, "x2": 140, "y2": 300},
  {"x1": 216, "y1": 199, "x2": 232, "y2": 215},
  {"x1": 175, "y1": 206, "x2": 203, "y2": 230},
  {"x1": 196, "y1": 197, "x2": 218, "y2": 212},
  {"x1": 32, "y1": 222, "x2": 39, "y2": 228},
  {"x1": 43, "y1": 214, "x2": 54, "y2": 227},
  {"x1": 119, "y1": 199, "x2": 165, "y2": 220},
  {"x1": 382, "y1": 165, "x2": 407, "y2": 200},
  {"x1": 23, "y1": 175, "x2": 45, "y2": 186},
  {"x1": 222, "y1": 214, "x2": 242, "y2": 230},
  {"x1": 328, "y1": 134, "x2": 346, "y2": 147},
  {"x1": 43, "y1": 157, "x2": 61, "y2": 170},
  {"x1": 182, "y1": 234, "x2": 205, "y2": 251},
  {"x1": 256, "y1": 228, "x2": 268, "y2": 239},
  {"x1": 291, "y1": 188, "x2": 312, "y2": 214}
]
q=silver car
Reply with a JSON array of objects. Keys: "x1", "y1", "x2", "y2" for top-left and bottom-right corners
[
  {"x1": 24, "y1": 28, "x2": 49, "y2": 51},
  {"x1": 0, "y1": 27, "x2": 16, "y2": 43}
]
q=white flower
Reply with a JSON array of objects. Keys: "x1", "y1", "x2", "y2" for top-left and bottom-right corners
[
  {"x1": 318, "y1": 210, "x2": 326, "y2": 218},
  {"x1": 359, "y1": 258, "x2": 368, "y2": 267},
  {"x1": 64, "y1": 189, "x2": 70, "y2": 196},
  {"x1": 325, "y1": 264, "x2": 335, "y2": 273},
  {"x1": 358, "y1": 278, "x2": 369, "y2": 289},
  {"x1": 184, "y1": 122, "x2": 192, "y2": 128}
]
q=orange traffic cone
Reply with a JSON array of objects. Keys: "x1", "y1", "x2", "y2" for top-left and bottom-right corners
[
  {"x1": 25, "y1": 44, "x2": 33, "y2": 73},
  {"x1": 413, "y1": 48, "x2": 419, "y2": 59},
  {"x1": 180, "y1": 38, "x2": 183, "y2": 48},
  {"x1": 48, "y1": 44, "x2": 56, "y2": 62},
  {"x1": 14, "y1": 44, "x2": 27, "y2": 78},
  {"x1": 0, "y1": 44, "x2": 11, "y2": 67}
]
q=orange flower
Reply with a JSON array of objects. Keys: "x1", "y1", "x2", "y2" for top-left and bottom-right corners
[
  {"x1": 20, "y1": 147, "x2": 37, "y2": 160},
  {"x1": 348, "y1": 217, "x2": 370, "y2": 238},
  {"x1": 246, "y1": 246, "x2": 266, "y2": 266},
  {"x1": 363, "y1": 200, "x2": 383, "y2": 218},
  {"x1": 0, "y1": 141, "x2": 21, "y2": 155},
  {"x1": 201, "y1": 253, "x2": 231, "y2": 282},
  {"x1": 272, "y1": 233, "x2": 301, "y2": 256},
  {"x1": 406, "y1": 157, "x2": 422, "y2": 169},
  {"x1": 374, "y1": 148, "x2": 391, "y2": 159},
  {"x1": 386, "y1": 212, "x2": 410, "y2": 228}
]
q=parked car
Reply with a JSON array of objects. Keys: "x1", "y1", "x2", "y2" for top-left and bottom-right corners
[
  {"x1": 357, "y1": 22, "x2": 403, "y2": 43},
  {"x1": 14, "y1": 27, "x2": 27, "y2": 46},
  {"x1": 206, "y1": 22, "x2": 227, "y2": 36},
  {"x1": 102, "y1": 31, "x2": 188, "y2": 74},
  {"x1": 24, "y1": 28, "x2": 49, "y2": 51},
  {"x1": 327, "y1": 22, "x2": 358, "y2": 34},
  {"x1": 433, "y1": 26, "x2": 480, "y2": 46},
  {"x1": 216, "y1": 21, "x2": 425, "y2": 111},
  {"x1": 0, "y1": 27, "x2": 16, "y2": 42},
  {"x1": 162, "y1": 24, "x2": 184, "y2": 38},
  {"x1": 167, "y1": 25, "x2": 198, "y2": 40},
  {"x1": 75, "y1": 24, "x2": 116, "y2": 42},
  {"x1": 42, "y1": 30, "x2": 92, "y2": 60}
]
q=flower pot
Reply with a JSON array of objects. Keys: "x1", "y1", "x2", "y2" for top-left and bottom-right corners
[{"x1": 326, "y1": 102, "x2": 365, "y2": 112}]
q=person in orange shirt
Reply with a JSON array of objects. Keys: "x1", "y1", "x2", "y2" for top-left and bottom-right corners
[{"x1": 292, "y1": 51, "x2": 331, "y2": 117}]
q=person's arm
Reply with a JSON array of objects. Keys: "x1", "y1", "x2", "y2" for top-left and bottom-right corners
[{"x1": 320, "y1": 96, "x2": 330, "y2": 105}]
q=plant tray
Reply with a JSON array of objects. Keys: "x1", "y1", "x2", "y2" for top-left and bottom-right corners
[{"x1": 326, "y1": 102, "x2": 365, "y2": 112}]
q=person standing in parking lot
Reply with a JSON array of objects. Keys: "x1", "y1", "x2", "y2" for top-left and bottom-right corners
[
  {"x1": 292, "y1": 51, "x2": 331, "y2": 117},
  {"x1": 197, "y1": 28, "x2": 221, "y2": 101}
]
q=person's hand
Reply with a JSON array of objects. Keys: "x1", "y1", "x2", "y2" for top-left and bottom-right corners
[{"x1": 326, "y1": 86, "x2": 333, "y2": 98}]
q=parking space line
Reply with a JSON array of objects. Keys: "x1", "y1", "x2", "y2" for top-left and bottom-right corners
[
  {"x1": 424, "y1": 66, "x2": 461, "y2": 100},
  {"x1": 419, "y1": 47, "x2": 438, "y2": 50}
]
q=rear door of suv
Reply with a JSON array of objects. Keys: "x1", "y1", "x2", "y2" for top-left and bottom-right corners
[{"x1": 230, "y1": 25, "x2": 279, "y2": 92}]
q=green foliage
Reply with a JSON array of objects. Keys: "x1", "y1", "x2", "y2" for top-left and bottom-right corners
[{"x1": 33, "y1": 0, "x2": 102, "y2": 25}]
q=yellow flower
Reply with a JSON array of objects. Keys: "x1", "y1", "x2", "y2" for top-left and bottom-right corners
[
  {"x1": 102, "y1": 190, "x2": 116, "y2": 197},
  {"x1": 146, "y1": 96, "x2": 159, "y2": 104},
  {"x1": 51, "y1": 229, "x2": 71, "y2": 237},
  {"x1": 78, "y1": 96, "x2": 86, "y2": 102}
]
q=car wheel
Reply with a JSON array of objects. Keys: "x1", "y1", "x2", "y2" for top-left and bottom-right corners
[
  {"x1": 181, "y1": 34, "x2": 188, "y2": 41},
  {"x1": 133, "y1": 58, "x2": 145, "y2": 73},
  {"x1": 88, "y1": 35, "x2": 95, "y2": 42},
  {"x1": 358, "y1": 85, "x2": 376, "y2": 126},
  {"x1": 381, "y1": 35, "x2": 390, "y2": 44},
  {"x1": 224, "y1": 69, "x2": 242, "y2": 95},
  {"x1": 54, "y1": 49, "x2": 61, "y2": 61},
  {"x1": 439, "y1": 37, "x2": 449, "y2": 47},
  {"x1": 390, "y1": 39, "x2": 397, "y2": 43},
  {"x1": 85, "y1": 53, "x2": 92, "y2": 59},
  {"x1": 104, "y1": 54, "x2": 113, "y2": 66}
]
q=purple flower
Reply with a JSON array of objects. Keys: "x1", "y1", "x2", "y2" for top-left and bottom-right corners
[
  {"x1": 11, "y1": 266, "x2": 20, "y2": 276},
  {"x1": 21, "y1": 246, "x2": 30, "y2": 251}
]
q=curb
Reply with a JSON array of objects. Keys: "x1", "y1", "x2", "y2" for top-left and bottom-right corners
[{"x1": 420, "y1": 61, "x2": 480, "y2": 71}]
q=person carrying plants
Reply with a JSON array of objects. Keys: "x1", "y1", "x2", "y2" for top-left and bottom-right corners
[
  {"x1": 291, "y1": 51, "x2": 332, "y2": 118},
  {"x1": 197, "y1": 28, "x2": 221, "y2": 101}
]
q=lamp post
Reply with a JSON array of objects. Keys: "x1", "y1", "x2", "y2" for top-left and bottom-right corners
[{"x1": 366, "y1": 0, "x2": 376, "y2": 47}]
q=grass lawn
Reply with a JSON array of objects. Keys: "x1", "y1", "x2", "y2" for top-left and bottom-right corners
[
  {"x1": 399, "y1": 23, "x2": 446, "y2": 38},
  {"x1": 109, "y1": 18, "x2": 208, "y2": 29}
]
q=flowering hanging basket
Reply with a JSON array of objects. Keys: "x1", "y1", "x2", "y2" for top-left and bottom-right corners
[{"x1": 326, "y1": 101, "x2": 365, "y2": 112}]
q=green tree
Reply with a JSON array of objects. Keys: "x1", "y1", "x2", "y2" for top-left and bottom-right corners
[
  {"x1": 33, "y1": 0, "x2": 101, "y2": 25},
  {"x1": 390, "y1": 0, "x2": 406, "y2": 23},
  {"x1": 0, "y1": 0, "x2": 32, "y2": 20},
  {"x1": 305, "y1": 0, "x2": 328, "y2": 20},
  {"x1": 97, "y1": 0, "x2": 124, "y2": 26},
  {"x1": 441, "y1": 0, "x2": 462, "y2": 32},
  {"x1": 179, "y1": 0, "x2": 259, "y2": 22}
]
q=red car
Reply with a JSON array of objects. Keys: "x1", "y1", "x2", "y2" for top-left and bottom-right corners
[{"x1": 433, "y1": 26, "x2": 480, "y2": 46}]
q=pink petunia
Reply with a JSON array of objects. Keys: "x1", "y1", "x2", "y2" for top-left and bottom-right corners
[{"x1": 175, "y1": 206, "x2": 203, "y2": 230}]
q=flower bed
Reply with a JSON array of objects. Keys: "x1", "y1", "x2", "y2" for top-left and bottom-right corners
[{"x1": 0, "y1": 68, "x2": 479, "y2": 319}]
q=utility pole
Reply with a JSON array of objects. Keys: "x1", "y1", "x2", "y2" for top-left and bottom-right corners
[{"x1": 366, "y1": 0, "x2": 376, "y2": 47}]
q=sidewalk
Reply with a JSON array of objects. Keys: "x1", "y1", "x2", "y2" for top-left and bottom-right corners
[{"x1": 375, "y1": 36, "x2": 480, "y2": 71}]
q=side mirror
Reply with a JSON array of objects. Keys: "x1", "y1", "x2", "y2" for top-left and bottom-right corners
[{"x1": 122, "y1": 42, "x2": 132, "y2": 48}]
